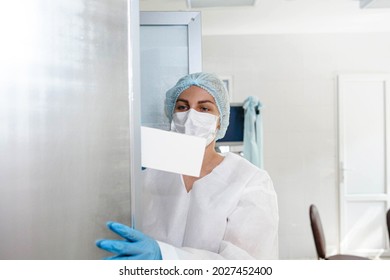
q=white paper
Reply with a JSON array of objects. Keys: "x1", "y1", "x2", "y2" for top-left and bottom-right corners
[{"x1": 141, "y1": 126, "x2": 206, "y2": 177}]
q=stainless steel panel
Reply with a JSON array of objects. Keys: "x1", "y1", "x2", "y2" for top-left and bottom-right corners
[{"x1": 0, "y1": 0, "x2": 133, "y2": 259}]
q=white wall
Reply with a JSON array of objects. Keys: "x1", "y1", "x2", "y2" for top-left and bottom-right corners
[{"x1": 202, "y1": 32, "x2": 390, "y2": 259}]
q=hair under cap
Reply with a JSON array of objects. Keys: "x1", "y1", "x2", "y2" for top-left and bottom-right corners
[{"x1": 165, "y1": 72, "x2": 230, "y2": 140}]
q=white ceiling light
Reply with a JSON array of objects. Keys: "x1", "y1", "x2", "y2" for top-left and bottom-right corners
[
  {"x1": 187, "y1": 0, "x2": 257, "y2": 8},
  {"x1": 360, "y1": 0, "x2": 390, "y2": 8}
]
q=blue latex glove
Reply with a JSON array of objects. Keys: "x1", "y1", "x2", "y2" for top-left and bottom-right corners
[{"x1": 96, "y1": 222, "x2": 162, "y2": 260}]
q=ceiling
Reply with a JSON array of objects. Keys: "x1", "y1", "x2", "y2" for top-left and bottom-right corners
[{"x1": 139, "y1": 0, "x2": 390, "y2": 35}]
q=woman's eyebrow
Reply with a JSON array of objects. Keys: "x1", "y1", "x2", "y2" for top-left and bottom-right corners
[
  {"x1": 176, "y1": 98, "x2": 216, "y2": 105},
  {"x1": 198, "y1": 100, "x2": 216, "y2": 105},
  {"x1": 176, "y1": 98, "x2": 189, "y2": 104}
]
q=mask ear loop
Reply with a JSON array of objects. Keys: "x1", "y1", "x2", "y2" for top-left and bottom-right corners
[
  {"x1": 216, "y1": 114, "x2": 221, "y2": 129},
  {"x1": 214, "y1": 115, "x2": 221, "y2": 141}
]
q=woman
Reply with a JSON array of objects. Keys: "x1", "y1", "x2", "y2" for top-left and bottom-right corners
[{"x1": 96, "y1": 72, "x2": 279, "y2": 259}]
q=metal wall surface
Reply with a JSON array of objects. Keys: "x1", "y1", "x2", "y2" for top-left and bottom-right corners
[{"x1": 0, "y1": 0, "x2": 133, "y2": 259}]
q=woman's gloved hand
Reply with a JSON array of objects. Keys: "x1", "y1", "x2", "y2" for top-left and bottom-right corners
[{"x1": 96, "y1": 222, "x2": 162, "y2": 260}]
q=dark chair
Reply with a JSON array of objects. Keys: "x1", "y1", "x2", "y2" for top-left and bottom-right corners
[
  {"x1": 309, "y1": 204, "x2": 369, "y2": 260},
  {"x1": 387, "y1": 209, "x2": 390, "y2": 242}
]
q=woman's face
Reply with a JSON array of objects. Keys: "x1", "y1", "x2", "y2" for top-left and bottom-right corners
[{"x1": 174, "y1": 86, "x2": 220, "y2": 118}]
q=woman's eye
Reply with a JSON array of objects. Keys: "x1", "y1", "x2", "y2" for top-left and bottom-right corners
[
  {"x1": 200, "y1": 107, "x2": 210, "y2": 112},
  {"x1": 176, "y1": 105, "x2": 188, "y2": 111}
]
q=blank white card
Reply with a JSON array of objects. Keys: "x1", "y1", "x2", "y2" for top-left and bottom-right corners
[{"x1": 141, "y1": 126, "x2": 206, "y2": 177}]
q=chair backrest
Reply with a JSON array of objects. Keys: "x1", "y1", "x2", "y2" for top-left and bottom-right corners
[
  {"x1": 387, "y1": 209, "x2": 390, "y2": 241},
  {"x1": 309, "y1": 204, "x2": 327, "y2": 259}
]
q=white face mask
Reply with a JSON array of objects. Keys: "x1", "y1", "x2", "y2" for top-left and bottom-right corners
[{"x1": 171, "y1": 109, "x2": 219, "y2": 146}]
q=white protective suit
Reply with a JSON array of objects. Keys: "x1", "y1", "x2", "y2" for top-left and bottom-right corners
[{"x1": 141, "y1": 152, "x2": 279, "y2": 260}]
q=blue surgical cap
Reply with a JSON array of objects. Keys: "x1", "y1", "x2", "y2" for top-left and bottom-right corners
[{"x1": 165, "y1": 72, "x2": 230, "y2": 140}]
